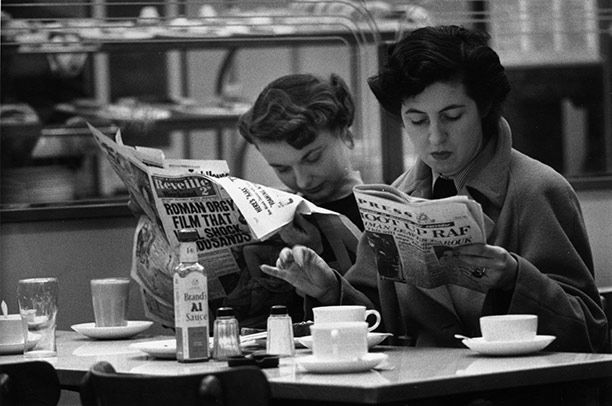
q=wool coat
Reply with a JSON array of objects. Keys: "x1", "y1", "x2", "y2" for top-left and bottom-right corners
[{"x1": 336, "y1": 120, "x2": 608, "y2": 352}]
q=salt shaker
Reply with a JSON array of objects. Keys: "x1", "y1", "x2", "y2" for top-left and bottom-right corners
[
  {"x1": 212, "y1": 307, "x2": 242, "y2": 360},
  {"x1": 266, "y1": 305, "x2": 295, "y2": 357}
]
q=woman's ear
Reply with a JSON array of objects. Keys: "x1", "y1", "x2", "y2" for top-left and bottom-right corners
[{"x1": 340, "y1": 129, "x2": 355, "y2": 149}]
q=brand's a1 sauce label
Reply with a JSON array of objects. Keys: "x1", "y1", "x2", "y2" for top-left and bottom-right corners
[{"x1": 174, "y1": 266, "x2": 209, "y2": 362}]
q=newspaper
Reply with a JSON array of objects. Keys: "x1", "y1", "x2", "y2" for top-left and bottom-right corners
[
  {"x1": 88, "y1": 123, "x2": 356, "y2": 326},
  {"x1": 353, "y1": 184, "x2": 486, "y2": 289}
]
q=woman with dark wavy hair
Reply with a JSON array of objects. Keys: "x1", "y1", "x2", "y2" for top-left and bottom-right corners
[
  {"x1": 226, "y1": 73, "x2": 364, "y2": 327},
  {"x1": 261, "y1": 26, "x2": 608, "y2": 354}
]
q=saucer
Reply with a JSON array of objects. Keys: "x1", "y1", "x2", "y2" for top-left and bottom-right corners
[
  {"x1": 71, "y1": 321, "x2": 153, "y2": 340},
  {"x1": 461, "y1": 335, "x2": 556, "y2": 356},
  {"x1": 0, "y1": 333, "x2": 41, "y2": 355},
  {"x1": 297, "y1": 353, "x2": 388, "y2": 374},
  {"x1": 129, "y1": 339, "x2": 176, "y2": 359},
  {"x1": 297, "y1": 332, "x2": 392, "y2": 350}
]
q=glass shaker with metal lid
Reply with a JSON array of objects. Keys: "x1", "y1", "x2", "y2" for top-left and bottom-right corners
[{"x1": 212, "y1": 307, "x2": 241, "y2": 360}]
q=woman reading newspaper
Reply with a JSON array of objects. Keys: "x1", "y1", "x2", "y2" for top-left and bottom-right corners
[
  {"x1": 261, "y1": 26, "x2": 608, "y2": 353},
  {"x1": 224, "y1": 73, "x2": 365, "y2": 327}
]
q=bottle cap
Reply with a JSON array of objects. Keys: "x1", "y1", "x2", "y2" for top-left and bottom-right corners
[
  {"x1": 177, "y1": 229, "x2": 199, "y2": 242},
  {"x1": 216, "y1": 307, "x2": 234, "y2": 317},
  {"x1": 270, "y1": 305, "x2": 288, "y2": 315}
]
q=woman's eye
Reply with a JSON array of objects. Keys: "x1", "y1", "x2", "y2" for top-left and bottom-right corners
[
  {"x1": 444, "y1": 112, "x2": 462, "y2": 121},
  {"x1": 404, "y1": 114, "x2": 427, "y2": 126},
  {"x1": 305, "y1": 152, "x2": 322, "y2": 164},
  {"x1": 275, "y1": 166, "x2": 290, "y2": 174},
  {"x1": 409, "y1": 118, "x2": 426, "y2": 126}
]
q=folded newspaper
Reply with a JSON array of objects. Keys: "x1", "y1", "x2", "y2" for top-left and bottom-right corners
[
  {"x1": 88, "y1": 123, "x2": 360, "y2": 326},
  {"x1": 353, "y1": 184, "x2": 486, "y2": 289}
]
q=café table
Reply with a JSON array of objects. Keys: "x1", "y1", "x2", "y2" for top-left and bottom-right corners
[{"x1": 1, "y1": 330, "x2": 611, "y2": 405}]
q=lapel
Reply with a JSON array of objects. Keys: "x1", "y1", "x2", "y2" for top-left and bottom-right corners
[
  {"x1": 387, "y1": 119, "x2": 516, "y2": 332},
  {"x1": 392, "y1": 119, "x2": 514, "y2": 241}
]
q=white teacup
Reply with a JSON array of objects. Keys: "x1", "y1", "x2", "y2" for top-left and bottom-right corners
[
  {"x1": 312, "y1": 305, "x2": 381, "y2": 332},
  {"x1": 310, "y1": 321, "x2": 368, "y2": 361},
  {"x1": 480, "y1": 314, "x2": 538, "y2": 342},
  {"x1": 0, "y1": 314, "x2": 24, "y2": 345}
]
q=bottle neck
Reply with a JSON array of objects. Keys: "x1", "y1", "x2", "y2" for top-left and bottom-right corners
[{"x1": 179, "y1": 242, "x2": 198, "y2": 263}]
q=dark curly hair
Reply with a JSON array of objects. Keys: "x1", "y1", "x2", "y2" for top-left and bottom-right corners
[
  {"x1": 368, "y1": 25, "x2": 511, "y2": 139},
  {"x1": 238, "y1": 73, "x2": 355, "y2": 149}
]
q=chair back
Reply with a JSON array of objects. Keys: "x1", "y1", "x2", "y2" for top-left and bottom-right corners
[
  {"x1": 79, "y1": 361, "x2": 270, "y2": 406},
  {"x1": 0, "y1": 361, "x2": 61, "y2": 406}
]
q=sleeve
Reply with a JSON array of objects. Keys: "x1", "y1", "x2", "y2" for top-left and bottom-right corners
[
  {"x1": 301, "y1": 232, "x2": 379, "y2": 323},
  {"x1": 337, "y1": 233, "x2": 381, "y2": 308},
  {"x1": 486, "y1": 172, "x2": 609, "y2": 353}
]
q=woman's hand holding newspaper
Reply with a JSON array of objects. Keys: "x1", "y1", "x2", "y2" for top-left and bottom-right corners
[
  {"x1": 452, "y1": 243, "x2": 519, "y2": 291},
  {"x1": 260, "y1": 245, "x2": 339, "y2": 304}
]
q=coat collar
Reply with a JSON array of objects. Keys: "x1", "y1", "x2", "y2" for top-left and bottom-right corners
[{"x1": 392, "y1": 118, "x2": 513, "y2": 211}]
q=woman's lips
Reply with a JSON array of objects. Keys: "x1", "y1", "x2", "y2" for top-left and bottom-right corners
[
  {"x1": 431, "y1": 151, "x2": 452, "y2": 161},
  {"x1": 302, "y1": 184, "x2": 324, "y2": 196}
]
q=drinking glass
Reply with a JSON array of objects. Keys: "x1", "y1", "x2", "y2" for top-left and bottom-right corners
[
  {"x1": 17, "y1": 277, "x2": 59, "y2": 357},
  {"x1": 91, "y1": 277, "x2": 130, "y2": 327}
]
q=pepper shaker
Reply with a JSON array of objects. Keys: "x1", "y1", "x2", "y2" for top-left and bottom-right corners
[{"x1": 212, "y1": 307, "x2": 242, "y2": 360}]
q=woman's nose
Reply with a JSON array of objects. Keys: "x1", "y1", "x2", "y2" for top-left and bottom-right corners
[
  {"x1": 428, "y1": 121, "x2": 447, "y2": 145},
  {"x1": 293, "y1": 166, "x2": 312, "y2": 189}
]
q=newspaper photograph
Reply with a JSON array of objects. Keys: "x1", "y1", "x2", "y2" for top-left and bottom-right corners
[{"x1": 353, "y1": 184, "x2": 486, "y2": 289}]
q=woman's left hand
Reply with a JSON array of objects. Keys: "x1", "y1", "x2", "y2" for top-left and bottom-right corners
[{"x1": 452, "y1": 243, "x2": 518, "y2": 291}]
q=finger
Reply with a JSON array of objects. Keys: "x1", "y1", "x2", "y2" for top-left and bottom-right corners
[
  {"x1": 289, "y1": 245, "x2": 314, "y2": 268},
  {"x1": 260, "y1": 264, "x2": 287, "y2": 281},
  {"x1": 452, "y1": 243, "x2": 487, "y2": 256},
  {"x1": 277, "y1": 247, "x2": 295, "y2": 268},
  {"x1": 456, "y1": 247, "x2": 491, "y2": 262}
]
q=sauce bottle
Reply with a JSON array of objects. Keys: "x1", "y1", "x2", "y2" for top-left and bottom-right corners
[{"x1": 174, "y1": 229, "x2": 209, "y2": 362}]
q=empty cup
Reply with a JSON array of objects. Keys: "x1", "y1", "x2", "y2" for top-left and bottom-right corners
[
  {"x1": 17, "y1": 277, "x2": 59, "y2": 357},
  {"x1": 91, "y1": 278, "x2": 130, "y2": 327},
  {"x1": 479, "y1": 314, "x2": 538, "y2": 342}
]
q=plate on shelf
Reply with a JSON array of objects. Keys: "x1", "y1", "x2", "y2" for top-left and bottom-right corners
[
  {"x1": 71, "y1": 321, "x2": 153, "y2": 340},
  {"x1": 297, "y1": 353, "x2": 388, "y2": 374},
  {"x1": 460, "y1": 335, "x2": 556, "y2": 356},
  {"x1": 297, "y1": 332, "x2": 392, "y2": 350},
  {"x1": 130, "y1": 339, "x2": 177, "y2": 359},
  {"x1": 0, "y1": 333, "x2": 41, "y2": 355}
]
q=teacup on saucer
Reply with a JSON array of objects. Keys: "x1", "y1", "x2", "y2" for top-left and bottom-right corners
[
  {"x1": 0, "y1": 333, "x2": 41, "y2": 355},
  {"x1": 461, "y1": 335, "x2": 556, "y2": 356},
  {"x1": 297, "y1": 332, "x2": 392, "y2": 350},
  {"x1": 480, "y1": 314, "x2": 537, "y2": 342}
]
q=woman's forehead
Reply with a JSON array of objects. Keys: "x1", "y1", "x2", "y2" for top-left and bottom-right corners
[
  {"x1": 401, "y1": 82, "x2": 471, "y2": 112},
  {"x1": 256, "y1": 140, "x2": 315, "y2": 165},
  {"x1": 256, "y1": 131, "x2": 335, "y2": 166}
]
